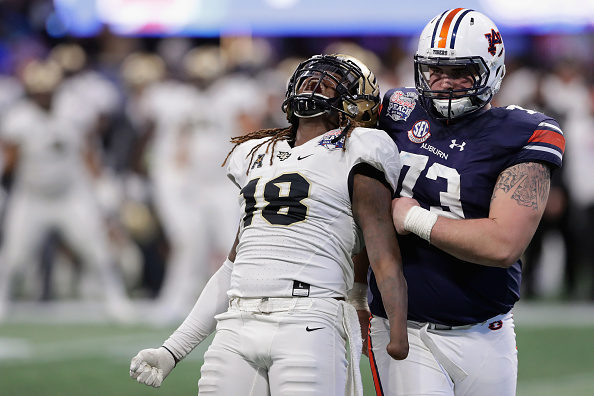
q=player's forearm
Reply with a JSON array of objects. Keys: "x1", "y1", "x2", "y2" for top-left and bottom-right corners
[
  {"x1": 431, "y1": 161, "x2": 550, "y2": 267},
  {"x1": 365, "y1": 215, "x2": 408, "y2": 358},
  {"x1": 429, "y1": 216, "x2": 531, "y2": 268},
  {"x1": 370, "y1": 258, "x2": 408, "y2": 360},
  {"x1": 162, "y1": 258, "x2": 233, "y2": 362},
  {"x1": 351, "y1": 173, "x2": 409, "y2": 359}
]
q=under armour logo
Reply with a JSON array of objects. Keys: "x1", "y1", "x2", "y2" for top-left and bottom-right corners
[{"x1": 450, "y1": 139, "x2": 466, "y2": 151}]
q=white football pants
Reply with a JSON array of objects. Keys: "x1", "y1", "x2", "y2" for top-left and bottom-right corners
[
  {"x1": 198, "y1": 297, "x2": 357, "y2": 396},
  {"x1": 0, "y1": 186, "x2": 129, "y2": 307},
  {"x1": 369, "y1": 311, "x2": 518, "y2": 396}
]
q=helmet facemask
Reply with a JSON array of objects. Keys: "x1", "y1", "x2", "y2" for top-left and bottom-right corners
[
  {"x1": 414, "y1": 8, "x2": 506, "y2": 121},
  {"x1": 282, "y1": 54, "x2": 380, "y2": 128},
  {"x1": 292, "y1": 63, "x2": 357, "y2": 119},
  {"x1": 415, "y1": 55, "x2": 492, "y2": 120}
]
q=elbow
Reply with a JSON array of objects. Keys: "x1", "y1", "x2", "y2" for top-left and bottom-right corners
[
  {"x1": 494, "y1": 257, "x2": 518, "y2": 269},
  {"x1": 485, "y1": 246, "x2": 523, "y2": 268}
]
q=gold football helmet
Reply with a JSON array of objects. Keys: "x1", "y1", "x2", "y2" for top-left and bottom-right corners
[{"x1": 282, "y1": 53, "x2": 381, "y2": 128}]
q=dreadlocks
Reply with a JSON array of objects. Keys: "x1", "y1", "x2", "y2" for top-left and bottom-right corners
[
  {"x1": 222, "y1": 126, "x2": 295, "y2": 174},
  {"x1": 222, "y1": 114, "x2": 358, "y2": 176}
]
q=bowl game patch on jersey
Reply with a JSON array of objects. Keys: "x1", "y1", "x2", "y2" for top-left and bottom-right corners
[
  {"x1": 317, "y1": 129, "x2": 345, "y2": 150},
  {"x1": 387, "y1": 90, "x2": 417, "y2": 122}
]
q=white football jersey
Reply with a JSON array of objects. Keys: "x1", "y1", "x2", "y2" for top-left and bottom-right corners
[
  {"x1": 0, "y1": 99, "x2": 91, "y2": 196},
  {"x1": 226, "y1": 127, "x2": 401, "y2": 298}
]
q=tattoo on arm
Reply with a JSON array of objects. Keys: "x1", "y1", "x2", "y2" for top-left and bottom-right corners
[{"x1": 491, "y1": 163, "x2": 550, "y2": 210}]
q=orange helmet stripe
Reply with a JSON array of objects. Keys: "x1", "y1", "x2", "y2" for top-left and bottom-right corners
[{"x1": 437, "y1": 8, "x2": 465, "y2": 48}]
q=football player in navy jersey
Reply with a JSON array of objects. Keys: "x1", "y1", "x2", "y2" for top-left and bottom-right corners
[
  {"x1": 352, "y1": 8, "x2": 565, "y2": 396},
  {"x1": 129, "y1": 54, "x2": 408, "y2": 396}
]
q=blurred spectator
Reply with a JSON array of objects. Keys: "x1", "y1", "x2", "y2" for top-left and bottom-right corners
[{"x1": 564, "y1": 84, "x2": 594, "y2": 300}]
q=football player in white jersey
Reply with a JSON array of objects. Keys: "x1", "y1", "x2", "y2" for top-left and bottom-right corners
[
  {"x1": 130, "y1": 53, "x2": 408, "y2": 395},
  {"x1": 0, "y1": 59, "x2": 133, "y2": 322},
  {"x1": 138, "y1": 47, "x2": 244, "y2": 322}
]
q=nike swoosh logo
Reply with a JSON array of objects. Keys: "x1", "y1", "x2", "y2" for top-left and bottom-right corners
[
  {"x1": 306, "y1": 326, "x2": 324, "y2": 332},
  {"x1": 297, "y1": 154, "x2": 314, "y2": 160}
]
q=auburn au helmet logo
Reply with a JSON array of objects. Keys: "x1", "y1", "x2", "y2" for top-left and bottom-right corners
[{"x1": 484, "y1": 29, "x2": 503, "y2": 56}]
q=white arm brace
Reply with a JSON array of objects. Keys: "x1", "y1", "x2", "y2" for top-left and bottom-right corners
[{"x1": 161, "y1": 258, "x2": 233, "y2": 362}]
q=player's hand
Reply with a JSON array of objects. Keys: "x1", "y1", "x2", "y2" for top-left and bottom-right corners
[
  {"x1": 356, "y1": 309, "x2": 371, "y2": 357},
  {"x1": 391, "y1": 197, "x2": 420, "y2": 235},
  {"x1": 130, "y1": 347, "x2": 176, "y2": 387},
  {"x1": 386, "y1": 342, "x2": 408, "y2": 360},
  {"x1": 386, "y1": 324, "x2": 408, "y2": 360}
]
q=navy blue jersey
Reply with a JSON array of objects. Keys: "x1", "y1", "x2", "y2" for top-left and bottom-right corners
[{"x1": 368, "y1": 87, "x2": 565, "y2": 325}]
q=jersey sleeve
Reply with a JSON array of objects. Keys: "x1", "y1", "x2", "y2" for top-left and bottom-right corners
[
  {"x1": 516, "y1": 118, "x2": 565, "y2": 169},
  {"x1": 226, "y1": 139, "x2": 260, "y2": 190},
  {"x1": 346, "y1": 127, "x2": 401, "y2": 193},
  {"x1": 226, "y1": 146, "x2": 244, "y2": 190}
]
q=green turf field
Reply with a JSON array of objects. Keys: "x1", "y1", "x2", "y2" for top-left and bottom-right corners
[{"x1": 1, "y1": 303, "x2": 594, "y2": 395}]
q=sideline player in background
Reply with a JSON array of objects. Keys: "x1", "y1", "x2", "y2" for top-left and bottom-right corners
[
  {"x1": 129, "y1": 53, "x2": 408, "y2": 395},
  {"x1": 0, "y1": 59, "x2": 133, "y2": 322},
  {"x1": 354, "y1": 8, "x2": 565, "y2": 396}
]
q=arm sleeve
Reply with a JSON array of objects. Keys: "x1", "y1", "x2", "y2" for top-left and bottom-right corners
[{"x1": 161, "y1": 258, "x2": 233, "y2": 362}]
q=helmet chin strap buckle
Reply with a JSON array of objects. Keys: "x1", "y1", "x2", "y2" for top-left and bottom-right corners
[{"x1": 295, "y1": 98, "x2": 318, "y2": 112}]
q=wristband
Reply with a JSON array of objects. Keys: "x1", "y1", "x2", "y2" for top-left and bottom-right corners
[
  {"x1": 404, "y1": 206, "x2": 438, "y2": 243},
  {"x1": 161, "y1": 345, "x2": 180, "y2": 367},
  {"x1": 347, "y1": 282, "x2": 369, "y2": 311}
]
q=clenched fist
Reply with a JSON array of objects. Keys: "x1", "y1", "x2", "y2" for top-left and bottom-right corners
[{"x1": 130, "y1": 347, "x2": 176, "y2": 388}]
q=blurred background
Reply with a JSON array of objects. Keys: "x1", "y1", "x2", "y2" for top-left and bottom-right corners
[{"x1": 0, "y1": 0, "x2": 593, "y2": 395}]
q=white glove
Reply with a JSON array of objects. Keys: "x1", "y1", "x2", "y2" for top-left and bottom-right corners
[{"x1": 130, "y1": 347, "x2": 176, "y2": 388}]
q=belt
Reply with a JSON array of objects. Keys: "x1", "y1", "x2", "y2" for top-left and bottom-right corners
[
  {"x1": 409, "y1": 320, "x2": 476, "y2": 331},
  {"x1": 427, "y1": 322, "x2": 475, "y2": 330},
  {"x1": 229, "y1": 296, "x2": 344, "y2": 313}
]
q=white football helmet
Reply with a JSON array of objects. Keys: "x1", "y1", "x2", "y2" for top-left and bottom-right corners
[{"x1": 414, "y1": 8, "x2": 506, "y2": 120}]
